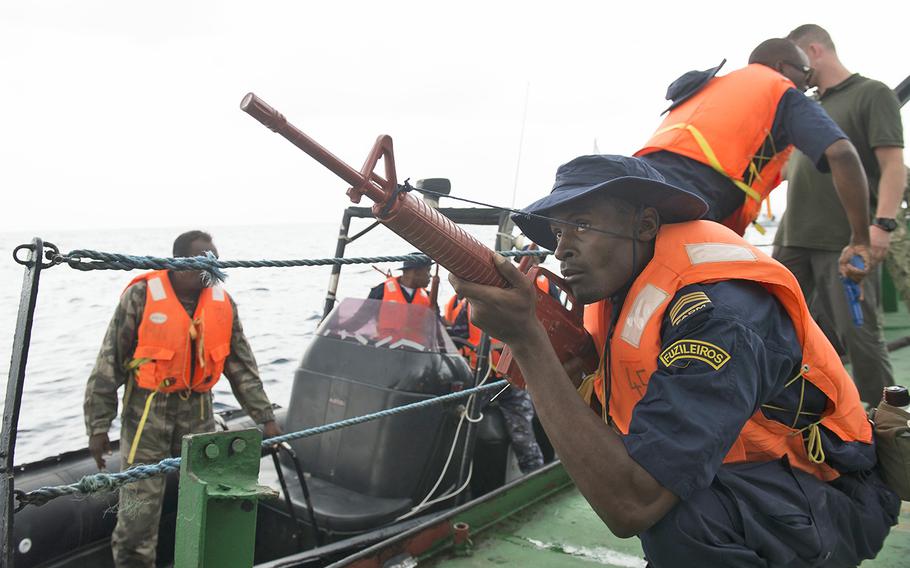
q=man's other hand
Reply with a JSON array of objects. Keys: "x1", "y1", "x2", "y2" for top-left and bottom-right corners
[
  {"x1": 449, "y1": 254, "x2": 538, "y2": 345},
  {"x1": 89, "y1": 432, "x2": 112, "y2": 470},
  {"x1": 262, "y1": 420, "x2": 283, "y2": 440},
  {"x1": 869, "y1": 224, "x2": 893, "y2": 266},
  {"x1": 839, "y1": 243, "x2": 870, "y2": 283}
]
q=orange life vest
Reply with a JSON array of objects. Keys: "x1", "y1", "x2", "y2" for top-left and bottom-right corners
[
  {"x1": 443, "y1": 276, "x2": 551, "y2": 371},
  {"x1": 584, "y1": 221, "x2": 871, "y2": 482},
  {"x1": 445, "y1": 295, "x2": 508, "y2": 370},
  {"x1": 128, "y1": 270, "x2": 234, "y2": 393},
  {"x1": 376, "y1": 276, "x2": 433, "y2": 346},
  {"x1": 635, "y1": 64, "x2": 795, "y2": 235},
  {"x1": 380, "y1": 276, "x2": 431, "y2": 307}
]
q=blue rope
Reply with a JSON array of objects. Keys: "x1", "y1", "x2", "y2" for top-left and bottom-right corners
[
  {"x1": 47, "y1": 249, "x2": 549, "y2": 272},
  {"x1": 261, "y1": 379, "x2": 506, "y2": 446},
  {"x1": 15, "y1": 379, "x2": 507, "y2": 509}
]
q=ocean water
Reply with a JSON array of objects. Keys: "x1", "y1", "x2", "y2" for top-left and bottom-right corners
[
  {"x1": 0, "y1": 219, "x2": 771, "y2": 466},
  {"x1": 0, "y1": 221, "x2": 510, "y2": 465}
]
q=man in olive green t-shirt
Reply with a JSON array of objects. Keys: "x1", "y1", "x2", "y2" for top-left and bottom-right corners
[{"x1": 773, "y1": 24, "x2": 906, "y2": 406}]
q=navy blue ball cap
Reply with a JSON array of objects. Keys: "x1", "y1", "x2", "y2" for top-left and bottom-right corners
[
  {"x1": 511, "y1": 154, "x2": 709, "y2": 250},
  {"x1": 398, "y1": 252, "x2": 432, "y2": 270}
]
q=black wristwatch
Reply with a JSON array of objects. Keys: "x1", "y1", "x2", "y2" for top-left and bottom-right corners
[{"x1": 873, "y1": 217, "x2": 898, "y2": 232}]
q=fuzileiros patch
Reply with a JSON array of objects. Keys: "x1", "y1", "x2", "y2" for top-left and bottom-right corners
[{"x1": 659, "y1": 339, "x2": 731, "y2": 370}]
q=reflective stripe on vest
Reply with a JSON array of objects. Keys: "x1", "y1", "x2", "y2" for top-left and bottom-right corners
[
  {"x1": 586, "y1": 221, "x2": 871, "y2": 482},
  {"x1": 127, "y1": 270, "x2": 233, "y2": 393},
  {"x1": 635, "y1": 64, "x2": 795, "y2": 235}
]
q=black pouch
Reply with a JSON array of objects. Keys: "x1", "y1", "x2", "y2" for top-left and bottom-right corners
[{"x1": 872, "y1": 401, "x2": 910, "y2": 500}]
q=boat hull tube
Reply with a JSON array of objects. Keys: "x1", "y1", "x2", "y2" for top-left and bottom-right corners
[{"x1": 11, "y1": 299, "x2": 484, "y2": 566}]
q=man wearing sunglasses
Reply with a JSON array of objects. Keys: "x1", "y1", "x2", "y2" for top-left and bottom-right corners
[
  {"x1": 774, "y1": 24, "x2": 906, "y2": 408},
  {"x1": 635, "y1": 38, "x2": 872, "y2": 284}
]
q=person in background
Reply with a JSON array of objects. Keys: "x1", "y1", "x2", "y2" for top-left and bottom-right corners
[
  {"x1": 444, "y1": 283, "x2": 545, "y2": 474},
  {"x1": 773, "y1": 24, "x2": 906, "y2": 407},
  {"x1": 84, "y1": 230, "x2": 281, "y2": 568},
  {"x1": 368, "y1": 254, "x2": 432, "y2": 305},
  {"x1": 883, "y1": 168, "x2": 910, "y2": 312},
  {"x1": 452, "y1": 154, "x2": 898, "y2": 566},
  {"x1": 636, "y1": 37, "x2": 872, "y2": 280}
]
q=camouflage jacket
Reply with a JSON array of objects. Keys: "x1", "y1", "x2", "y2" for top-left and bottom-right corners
[{"x1": 84, "y1": 278, "x2": 276, "y2": 437}]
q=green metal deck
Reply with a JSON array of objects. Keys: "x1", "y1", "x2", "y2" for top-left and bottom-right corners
[
  {"x1": 411, "y1": 306, "x2": 910, "y2": 567},
  {"x1": 422, "y1": 483, "x2": 909, "y2": 567}
]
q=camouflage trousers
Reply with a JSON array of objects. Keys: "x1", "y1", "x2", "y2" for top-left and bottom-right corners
[
  {"x1": 111, "y1": 388, "x2": 215, "y2": 568},
  {"x1": 497, "y1": 387, "x2": 544, "y2": 473},
  {"x1": 885, "y1": 206, "x2": 910, "y2": 314}
]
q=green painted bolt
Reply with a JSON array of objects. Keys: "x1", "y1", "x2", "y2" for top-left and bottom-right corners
[
  {"x1": 204, "y1": 443, "x2": 220, "y2": 459},
  {"x1": 231, "y1": 437, "x2": 247, "y2": 454}
]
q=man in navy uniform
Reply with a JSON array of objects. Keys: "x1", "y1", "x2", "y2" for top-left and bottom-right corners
[{"x1": 451, "y1": 155, "x2": 898, "y2": 566}]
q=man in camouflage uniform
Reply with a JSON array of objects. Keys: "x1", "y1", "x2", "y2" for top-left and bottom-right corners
[
  {"x1": 84, "y1": 230, "x2": 281, "y2": 568},
  {"x1": 884, "y1": 168, "x2": 910, "y2": 313}
]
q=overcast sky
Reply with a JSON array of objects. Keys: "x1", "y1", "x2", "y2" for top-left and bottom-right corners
[{"x1": 2, "y1": 1, "x2": 908, "y2": 233}]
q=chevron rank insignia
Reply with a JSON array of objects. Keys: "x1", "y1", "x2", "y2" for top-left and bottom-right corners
[
  {"x1": 668, "y1": 291, "x2": 712, "y2": 326},
  {"x1": 659, "y1": 339, "x2": 731, "y2": 370}
]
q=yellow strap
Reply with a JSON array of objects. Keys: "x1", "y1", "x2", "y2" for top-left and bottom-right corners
[
  {"x1": 805, "y1": 423, "x2": 826, "y2": 463},
  {"x1": 747, "y1": 161, "x2": 764, "y2": 187},
  {"x1": 785, "y1": 365, "x2": 810, "y2": 389},
  {"x1": 127, "y1": 390, "x2": 158, "y2": 465},
  {"x1": 577, "y1": 373, "x2": 597, "y2": 405},
  {"x1": 655, "y1": 123, "x2": 762, "y2": 203},
  {"x1": 759, "y1": 403, "x2": 820, "y2": 416},
  {"x1": 127, "y1": 357, "x2": 151, "y2": 371},
  {"x1": 776, "y1": 364, "x2": 826, "y2": 464}
]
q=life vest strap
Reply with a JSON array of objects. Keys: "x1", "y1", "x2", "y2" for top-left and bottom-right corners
[
  {"x1": 655, "y1": 123, "x2": 762, "y2": 203},
  {"x1": 127, "y1": 389, "x2": 158, "y2": 465},
  {"x1": 761, "y1": 364, "x2": 827, "y2": 465}
]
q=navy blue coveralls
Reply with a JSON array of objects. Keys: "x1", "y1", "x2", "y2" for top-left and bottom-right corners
[{"x1": 621, "y1": 280, "x2": 900, "y2": 567}]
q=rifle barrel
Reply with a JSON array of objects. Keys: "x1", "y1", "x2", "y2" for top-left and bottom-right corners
[
  {"x1": 240, "y1": 93, "x2": 385, "y2": 202},
  {"x1": 241, "y1": 92, "x2": 507, "y2": 288}
]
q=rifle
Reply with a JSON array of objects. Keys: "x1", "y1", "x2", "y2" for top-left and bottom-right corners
[{"x1": 240, "y1": 93, "x2": 597, "y2": 388}]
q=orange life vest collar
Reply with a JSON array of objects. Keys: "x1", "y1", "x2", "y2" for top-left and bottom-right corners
[
  {"x1": 128, "y1": 270, "x2": 234, "y2": 393},
  {"x1": 382, "y1": 276, "x2": 431, "y2": 306},
  {"x1": 636, "y1": 64, "x2": 795, "y2": 235},
  {"x1": 586, "y1": 221, "x2": 871, "y2": 481}
]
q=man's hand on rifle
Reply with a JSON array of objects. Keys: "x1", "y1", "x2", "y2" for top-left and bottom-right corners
[{"x1": 449, "y1": 254, "x2": 539, "y2": 346}]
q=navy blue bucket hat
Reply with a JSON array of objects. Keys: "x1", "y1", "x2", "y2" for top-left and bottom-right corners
[{"x1": 511, "y1": 155, "x2": 708, "y2": 251}]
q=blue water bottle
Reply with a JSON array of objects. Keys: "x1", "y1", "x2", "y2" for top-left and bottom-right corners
[{"x1": 841, "y1": 255, "x2": 864, "y2": 327}]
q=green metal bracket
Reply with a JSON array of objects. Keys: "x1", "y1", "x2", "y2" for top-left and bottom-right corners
[{"x1": 174, "y1": 428, "x2": 276, "y2": 568}]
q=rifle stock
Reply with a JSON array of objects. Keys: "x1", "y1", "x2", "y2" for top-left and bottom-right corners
[{"x1": 240, "y1": 93, "x2": 597, "y2": 387}]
